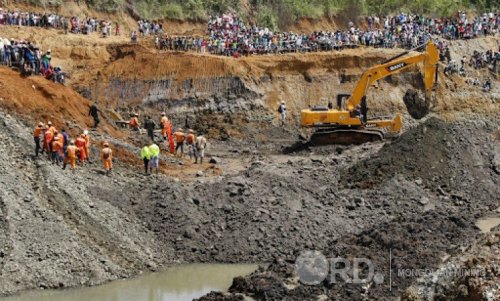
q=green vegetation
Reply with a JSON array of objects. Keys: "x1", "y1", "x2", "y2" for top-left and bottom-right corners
[{"x1": 5, "y1": 0, "x2": 499, "y2": 28}]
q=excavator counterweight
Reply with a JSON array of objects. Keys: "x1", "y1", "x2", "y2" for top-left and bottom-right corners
[{"x1": 300, "y1": 41, "x2": 439, "y2": 145}]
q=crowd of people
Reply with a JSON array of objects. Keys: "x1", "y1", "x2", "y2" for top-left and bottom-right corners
[
  {"x1": 129, "y1": 112, "x2": 208, "y2": 175},
  {"x1": 440, "y1": 44, "x2": 498, "y2": 92},
  {"x1": 153, "y1": 11, "x2": 499, "y2": 57},
  {"x1": 33, "y1": 122, "x2": 113, "y2": 175},
  {"x1": 85, "y1": 105, "x2": 209, "y2": 176},
  {"x1": 0, "y1": 8, "x2": 118, "y2": 37},
  {"x1": 0, "y1": 37, "x2": 65, "y2": 83}
]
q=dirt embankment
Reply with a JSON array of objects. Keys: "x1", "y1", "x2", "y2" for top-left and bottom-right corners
[{"x1": 77, "y1": 36, "x2": 499, "y2": 139}]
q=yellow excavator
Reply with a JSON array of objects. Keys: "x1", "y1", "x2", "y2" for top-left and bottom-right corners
[{"x1": 300, "y1": 40, "x2": 439, "y2": 145}]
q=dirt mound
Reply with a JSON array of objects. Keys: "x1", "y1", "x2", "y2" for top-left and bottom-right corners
[
  {"x1": 0, "y1": 67, "x2": 121, "y2": 137},
  {"x1": 341, "y1": 117, "x2": 499, "y2": 196}
]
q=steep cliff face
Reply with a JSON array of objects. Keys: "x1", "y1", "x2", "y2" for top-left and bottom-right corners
[{"x1": 89, "y1": 45, "x2": 433, "y2": 127}]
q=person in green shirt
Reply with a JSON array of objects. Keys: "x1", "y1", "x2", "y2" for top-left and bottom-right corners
[
  {"x1": 141, "y1": 144, "x2": 151, "y2": 175},
  {"x1": 149, "y1": 142, "x2": 160, "y2": 174}
]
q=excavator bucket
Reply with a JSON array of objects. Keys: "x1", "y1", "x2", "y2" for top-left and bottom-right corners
[{"x1": 403, "y1": 89, "x2": 430, "y2": 119}]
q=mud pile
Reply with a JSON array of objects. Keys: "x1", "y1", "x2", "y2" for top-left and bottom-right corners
[
  {"x1": 342, "y1": 116, "x2": 499, "y2": 198},
  {"x1": 403, "y1": 89, "x2": 429, "y2": 119}
]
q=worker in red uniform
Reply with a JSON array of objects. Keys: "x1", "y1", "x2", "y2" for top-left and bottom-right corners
[
  {"x1": 75, "y1": 134, "x2": 88, "y2": 165},
  {"x1": 129, "y1": 113, "x2": 140, "y2": 131},
  {"x1": 160, "y1": 112, "x2": 175, "y2": 154},
  {"x1": 63, "y1": 140, "x2": 78, "y2": 172},
  {"x1": 101, "y1": 142, "x2": 113, "y2": 176},
  {"x1": 33, "y1": 122, "x2": 44, "y2": 157},
  {"x1": 160, "y1": 113, "x2": 169, "y2": 140},
  {"x1": 83, "y1": 130, "x2": 91, "y2": 163}
]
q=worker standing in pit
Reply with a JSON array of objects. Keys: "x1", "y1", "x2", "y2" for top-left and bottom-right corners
[
  {"x1": 277, "y1": 101, "x2": 287, "y2": 126},
  {"x1": 83, "y1": 130, "x2": 91, "y2": 163},
  {"x1": 195, "y1": 134, "x2": 207, "y2": 164},
  {"x1": 75, "y1": 134, "x2": 87, "y2": 165},
  {"x1": 148, "y1": 142, "x2": 160, "y2": 175},
  {"x1": 141, "y1": 143, "x2": 151, "y2": 175},
  {"x1": 101, "y1": 142, "x2": 113, "y2": 176},
  {"x1": 129, "y1": 113, "x2": 140, "y2": 131},
  {"x1": 44, "y1": 125, "x2": 54, "y2": 159},
  {"x1": 173, "y1": 128, "x2": 185, "y2": 158},
  {"x1": 186, "y1": 129, "x2": 197, "y2": 162},
  {"x1": 160, "y1": 112, "x2": 169, "y2": 141},
  {"x1": 33, "y1": 122, "x2": 44, "y2": 157},
  {"x1": 144, "y1": 116, "x2": 156, "y2": 142},
  {"x1": 63, "y1": 140, "x2": 78, "y2": 172}
]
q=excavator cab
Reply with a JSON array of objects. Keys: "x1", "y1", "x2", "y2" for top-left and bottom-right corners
[{"x1": 300, "y1": 40, "x2": 438, "y2": 145}]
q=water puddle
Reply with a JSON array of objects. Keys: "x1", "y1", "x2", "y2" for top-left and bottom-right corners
[
  {"x1": 476, "y1": 217, "x2": 500, "y2": 234},
  {"x1": 0, "y1": 264, "x2": 258, "y2": 301}
]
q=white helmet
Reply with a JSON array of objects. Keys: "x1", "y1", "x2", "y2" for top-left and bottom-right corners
[{"x1": 83, "y1": 130, "x2": 89, "y2": 135}]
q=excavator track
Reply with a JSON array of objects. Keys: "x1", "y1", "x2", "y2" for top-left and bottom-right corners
[{"x1": 309, "y1": 128, "x2": 386, "y2": 145}]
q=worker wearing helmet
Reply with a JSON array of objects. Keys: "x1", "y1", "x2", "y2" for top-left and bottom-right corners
[
  {"x1": 43, "y1": 126, "x2": 54, "y2": 159},
  {"x1": 47, "y1": 121, "x2": 56, "y2": 135},
  {"x1": 129, "y1": 113, "x2": 140, "y2": 131},
  {"x1": 173, "y1": 128, "x2": 185, "y2": 157},
  {"x1": 186, "y1": 129, "x2": 197, "y2": 161},
  {"x1": 63, "y1": 140, "x2": 78, "y2": 172},
  {"x1": 33, "y1": 122, "x2": 44, "y2": 157},
  {"x1": 75, "y1": 134, "x2": 87, "y2": 165},
  {"x1": 101, "y1": 142, "x2": 113, "y2": 176},
  {"x1": 160, "y1": 112, "x2": 170, "y2": 140},
  {"x1": 277, "y1": 101, "x2": 287, "y2": 126},
  {"x1": 51, "y1": 131, "x2": 63, "y2": 165},
  {"x1": 83, "y1": 130, "x2": 91, "y2": 163}
]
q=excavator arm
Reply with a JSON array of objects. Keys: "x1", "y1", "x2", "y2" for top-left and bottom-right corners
[{"x1": 345, "y1": 41, "x2": 439, "y2": 111}]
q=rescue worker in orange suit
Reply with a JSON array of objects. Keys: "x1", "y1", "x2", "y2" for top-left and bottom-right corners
[
  {"x1": 161, "y1": 113, "x2": 174, "y2": 154},
  {"x1": 63, "y1": 140, "x2": 78, "y2": 172},
  {"x1": 173, "y1": 128, "x2": 185, "y2": 157},
  {"x1": 160, "y1": 113, "x2": 169, "y2": 140},
  {"x1": 129, "y1": 113, "x2": 140, "y2": 131},
  {"x1": 83, "y1": 130, "x2": 91, "y2": 163},
  {"x1": 33, "y1": 122, "x2": 44, "y2": 157},
  {"x1": 101, "y1": 142, "x2": 113, "y2": 176},
  {"x1": 51, "y1": 131, "x2": 63, "y2": 165},
  {"x1": 47, "y1": 121, "x2": 56, "y2": 135},
  {"x1": 75, "y1": 134, "x2": 88, "y2": 165},
  {"x1": 186, "y1": 129, "x2": 197, "y2": 161},
  {"x1": 44, "y1": 126, "x2": 54, "y2": 160}
]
